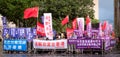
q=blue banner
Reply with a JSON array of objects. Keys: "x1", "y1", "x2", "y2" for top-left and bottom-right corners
[
  {"x1": 25, "y1": 28, "x2": 31, "y2": 36},
  {"x1": 32, "y1": 28, "x2": 36, "y2": 37},
  {"x1": 2, "y1": 28, "x2": 9, "y2": 38},
  {"x1": 15, "y1": 28, "x2": 19, "y2": 38},
  {"x1": 18, "y1": 28, "x2": 25, "y2": 38},
  {"x1": 27, "y1": 32, "x2": 34, "y2": 41},
  {"x1": 25, "y1": 28, "x2": 34, "y2": 41},
  {"x1": 3, "y1": 39, "x2": 27, "y2": 51},
  {"x1": 10, "y1": 28, "x2": 16, "y2": 38}
]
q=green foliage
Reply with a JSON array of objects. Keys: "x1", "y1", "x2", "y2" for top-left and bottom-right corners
[
  {"x1": 0, "y1": 0, "x2": 95, "y2": 32},
  {"x1": 91, "y1": 19, "x2": 99, "y2": 28}
]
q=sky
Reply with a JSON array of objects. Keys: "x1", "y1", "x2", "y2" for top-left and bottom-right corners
[{"x1": 99, "y1": 0, "x2": 114, "y2": 25}]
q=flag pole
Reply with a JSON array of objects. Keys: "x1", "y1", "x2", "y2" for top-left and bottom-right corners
[{"x1": 36, "y1": 7, "x2": 39, "y2": 27}]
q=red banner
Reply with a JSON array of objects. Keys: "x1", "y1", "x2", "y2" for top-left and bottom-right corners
[
  {"x1": 102, "y1": 21, "x2": 107, "y2": 31},
  {"x1": 37, "y1": 22, "x2": 45, "y2": 36},
  {"x1": 86, "y1": 16, "x2": 90, "y2": 25},
  {"x1": 66, "y1": 28, "x2": 74, "y2": 39},
  {"x1": 72, "y1": 18, "x2": 77, "y2": 29}
]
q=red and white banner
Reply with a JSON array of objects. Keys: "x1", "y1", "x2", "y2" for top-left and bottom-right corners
[
  {"x1": 44, "y1": 13, "x2": 53, "y2": 39},
  {"x1": 33, "y1": 39, "x2": 67, "y2": 49},
  {"x1": 37, "y1": 22, "x2": 45, "y2": 36}
]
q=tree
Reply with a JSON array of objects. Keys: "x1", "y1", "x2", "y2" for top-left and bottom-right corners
[{"x1": 0, "y1": 0, "x2": 95, "y2": 32}]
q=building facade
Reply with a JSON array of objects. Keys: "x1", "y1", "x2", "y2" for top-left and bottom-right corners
[{"x1": 93, "y1": 0, "x2": 99, "y2": 19}]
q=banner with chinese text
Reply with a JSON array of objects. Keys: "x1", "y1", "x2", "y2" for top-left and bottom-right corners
[
  {"x1": 44, "y1": 13, "x2": 53, "y2": 39},
  {"x1": 33, "y1": 39, "x2": 67, "y2": 49}
]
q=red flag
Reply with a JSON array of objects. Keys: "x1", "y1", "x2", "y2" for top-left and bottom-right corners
[
  {"x1": 102, "y1": 21, "x2": 107, "y2": 31},
  {"x1": 24, "y1": 7, "x2": 39, "y2": 19},
  {"x1": 86, "y1": 16, "x2": 90, "y2": 25},
  {"x1": 37, "y1": 22, "x2": 45, "y2": 36},
  {"x1": 66, "y1": 28, "x2": 74, "y2": 39},
  {"x1": 72, "y1": 18, "x2": 77, "y2": 29},
  {"x1": 61, "y1": 15, "x2": 69, "y2": 26}
]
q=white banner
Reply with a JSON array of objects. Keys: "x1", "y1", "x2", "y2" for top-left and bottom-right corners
[
  {"x1": 44, "y1": 13, "x2": 53, "y2": 39},
  {"x1": 33, "y1": 39, "x2": 67, "y2": 49},
  {"x1": 77, "y1": 18, "x2": 84, "y2": 37},
  {"x1": 77, "y1": 18, "x2": 84, "y2": 32}
]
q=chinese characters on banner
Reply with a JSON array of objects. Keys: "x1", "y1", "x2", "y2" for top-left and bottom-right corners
[
  {"x1": 33, "y1": 39, "x2": 67, "y2": 49},
  {"x1": 77, "y1": 18, "x2": 84, "y2": 37},
  {"x1": 2, "y1": 28, "x2": 9, "y2": 38},
  {"x1": 19, "y1": 28, "x2": 25, "y2": 38},
  {"x1": 3, "y1": 39, "x2": 27, "y2": 51},
  {"x1": 44, "y1": 13, "x2": 53, "y2": 39},
  {"x1": 68, "y1": 39, "x2": 102, "y2": 49},
  {"x1": 10, "y1": 28, "x2": 16, "y2": 37}
]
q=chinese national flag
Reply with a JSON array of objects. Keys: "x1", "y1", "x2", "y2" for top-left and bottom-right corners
[
  {"x1": 86, "y1": 16, "x2": 90, "y2": 25},
  {"x1": 102, "y1": 21, "x2": 107, "y2": 31},
  {"x1": 72, "y1": 18, "x2": 77, "y2": 30},
  {"x1": 61, "y1": 15, "x2": 69, "y2": 26},
  {"x1": 24, "y1": 7, "x2": 39, "y2": 19},
  {"x1": 66, "y1": 28, "x2": 74, "y2": 39},
  {"x1": 37, "y1": 22, "x2": 45, "y2": 36}
]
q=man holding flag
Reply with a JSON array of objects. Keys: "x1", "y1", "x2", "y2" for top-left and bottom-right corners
[{"x1": 24, "y1": 7, "x2": 39, "y2": 53}]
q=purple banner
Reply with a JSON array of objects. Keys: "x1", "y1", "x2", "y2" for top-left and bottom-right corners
[
  {"x1": 18, "y1": 28, "x2": 25, "y2": 38},
  {"x1": 76, "y1": 39, "x2": 102, "y2": 49},
  {"x1": 104, "y1": 37, "x2": 111, "y2": 50},
  {"x1": 10, "y1": 28, "x2": 16, "y2": 37},
  {"x1": 25, "y1": 28, "x2": 33, "y2": 41},
  {"x1": 2, "y1": 17, "x2": 7, "y2": 25},
  {"x1": 110, "y1": 39, "x2": 116, "y2": 47},
  {"x1": 2, "y1": 28, "x2": 9, "y2": 38},
  {"x1": 68, "y1": 39, "x2": 102, "y2": 49},
  {"x1": 32, "y1": 28, "x2": 36, "y2": 36},
  {"x1": 2, "y1": 17, "x2": 7, "y2": 28},
  {"x1": 68, "y1": 39, "x2": 77, "y2": 44},
  {"x1": 27, "y1": 32, "x2": 33, "y2": 41}
]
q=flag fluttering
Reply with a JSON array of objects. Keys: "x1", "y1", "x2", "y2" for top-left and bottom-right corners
[
  {"x1": 86, "y1": 16, "x2": 91, "y2": 25},
  {"x1": 102, "y1": 21, "x2": 107, "y2": 31},
  {"x1": 61, "y1": 15, "x2": 69, "y2": 26},
  {"x1": 24, "y1": 7, "x2": 39, "y2": 19},
  {"x1": 72, "y1": 18, "x2": 77, "y2": 30},
  {"x1": 37, "y1": 22, "x2": 45, "y2": 36},
  {"x1": 66, "y1": 28, "x2": 74, "y2": 39},
  {"x1": 86, "y1": 16, "x2": 92, "y2": 37}
]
